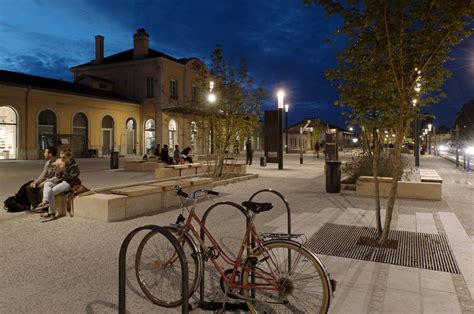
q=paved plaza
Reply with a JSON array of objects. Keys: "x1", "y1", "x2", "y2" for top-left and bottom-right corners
[{"x1": 0, "y1": 153, "x2": 472, "y2": 313}]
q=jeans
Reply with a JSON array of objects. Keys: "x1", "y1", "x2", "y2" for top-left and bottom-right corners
[
  {"x1": 42, "y1": 181, "x2": 71, "y2": 215},
  {"x1": 26, "y1": 185, "x2": 42, "y2": 208}
]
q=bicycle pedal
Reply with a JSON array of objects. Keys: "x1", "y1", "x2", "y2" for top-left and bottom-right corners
[{"x1": 247, "y1": 256, "x2": 258, "y2": 266}]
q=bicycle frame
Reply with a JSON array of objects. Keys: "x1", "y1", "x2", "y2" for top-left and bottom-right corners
[{"x1": 180, "y1": 208, "x2": 282, "y2": 292}]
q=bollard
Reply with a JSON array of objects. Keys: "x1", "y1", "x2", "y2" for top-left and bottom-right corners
[
  {"x1": 110, "y1": 151, "x2": 119, "y2": 169},
  {"x1": 325, "y1": 161, "x2": 342, "y2": 193}
]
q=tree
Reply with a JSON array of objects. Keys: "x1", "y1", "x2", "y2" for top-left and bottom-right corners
[
  {"x1": 308, "y1": 0, "x2": 473, "y2": 244},
  {"x1": 197, "y1": 46, "x2": 265, "y2": 177},
  {"x1": 454, "y1": 99, "x2": 474, "y2": 141}
]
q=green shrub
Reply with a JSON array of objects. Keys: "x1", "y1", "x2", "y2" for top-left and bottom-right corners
[{"x1": 342, "y1": 153, "x2": 411, "y2": 184}]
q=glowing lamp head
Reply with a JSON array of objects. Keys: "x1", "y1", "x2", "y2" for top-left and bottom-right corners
[
  {"x1": 427, "y1": 124, "x2": 432, "y2": 132},
  {"x1": 277, "y1": 90, "x2": 285, "y2": 109},
  {"x1": 412, "y1": 99, "x2": 417, "y2": 107},
  {"x1": 284, "y1": 104, "x2": 289, "y2": 112},
  {"x1": 208, "y1": 93, "x2": 216, "y2": 103}
]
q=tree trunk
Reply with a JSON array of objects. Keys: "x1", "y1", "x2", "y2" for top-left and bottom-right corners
[
  {"x1": 379, "y1": 123, "x2": 404, "y2": 245},
  {"x1": 372, "y1": 128, "x2": 382, "y2": 236}
]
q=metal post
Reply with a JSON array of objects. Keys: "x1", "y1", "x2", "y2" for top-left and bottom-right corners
[
  {"x1": 278, "y1": 108, "x2": 283, "y2": 169},
  {"x1": 456, "y1": 124, "x2": 459, "y2": 167},
  {"x1": 299, "y1": 127, "x2": 303, "y2": 164},
  {"x1": 414, "y1": 118, "x2": 420, "y2": 166},
  {"x1": 428, "y1": 132, "x2": 431, "y2": 155},
  {"x1": 285, "y1": 109, "x2": 289, "y2": 154}
]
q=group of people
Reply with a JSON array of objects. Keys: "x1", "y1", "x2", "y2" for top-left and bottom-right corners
[
  {"x1": 27, "y1": 146, "x2": 81, "y2": 219},
  {"x1": 152, "y1": 144, "x2": 193, "y2": 165}
]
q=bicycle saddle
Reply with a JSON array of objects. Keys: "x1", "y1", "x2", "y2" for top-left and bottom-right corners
[{"x1": 241, "y1": 201, "x2": 273, "y2": 214}]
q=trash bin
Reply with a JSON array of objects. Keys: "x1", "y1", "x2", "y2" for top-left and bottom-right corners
[
  {"x1": 325, "y1": 161, "x2": 341, "y2": 193},
  {"x1": 110, "y1": 151, "x2": 119, "y2": 169},
  {"x1": 260, "y1": 156, "x2": 267, "y2": 167}
]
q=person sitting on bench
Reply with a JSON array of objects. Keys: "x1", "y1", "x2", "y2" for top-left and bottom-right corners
[
  {"x1": 181, "y1": 147, "x2": 193, "y2": 163},
  {"x1": 26, "y1": 146, "x2": 58, "y2": 211},
  {"x1": 35, "y1": 148, "x2": 81, "y2": 219}
]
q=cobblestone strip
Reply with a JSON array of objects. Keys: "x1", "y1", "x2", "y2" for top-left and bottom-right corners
[
  {"x1": 433, "y1": 212, "x2": 474, "y2": 313},
  {"x1": 366, "y1": 263, "x2": 390, "y2": 314}
]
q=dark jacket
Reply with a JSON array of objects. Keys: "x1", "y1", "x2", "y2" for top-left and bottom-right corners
[
  {"x1": 160, "y1": 147, "x2": 170, "y2": 162},
  {"x1": 47, "y1": 158, "x2": 81, "y2": 187}
]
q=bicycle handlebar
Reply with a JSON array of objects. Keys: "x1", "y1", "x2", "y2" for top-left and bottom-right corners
[{"x1": 173, "y1": 185, "x2": 219, "y2": 200}]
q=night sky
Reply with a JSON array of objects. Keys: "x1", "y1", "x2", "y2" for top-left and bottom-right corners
[{"x1": 1, "y1": 0, "x2": 472, "y2": 129}]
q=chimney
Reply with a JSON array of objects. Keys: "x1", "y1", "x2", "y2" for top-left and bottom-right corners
[
  {"x1": 95, "y1": 35, "x2": 104, "y2": 64},
  {"x1": 133, "y1": 28, "x2": 149, "y2": 59}
]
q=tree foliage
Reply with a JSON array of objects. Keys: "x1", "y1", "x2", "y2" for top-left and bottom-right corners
[
  {"x1": 307, "y1": 0, "x2": 473, "y2": 243},
  {"x1": 196, "y1": 46, "x2": 265, "y2": 177}
]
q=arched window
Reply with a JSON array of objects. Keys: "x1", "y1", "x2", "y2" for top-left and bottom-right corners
[
  {"x1": 168, "y1": 119, "x2": 177, "y2": 147},
  {"x1": 72, "y1": 112, "x2": 89, "y2": 157},
  {"x1": 144, "y1": 119, "x2": 156, "y2": 155},
  {"x1": 126, "y1": 118, "x2": 137, "y2": 155},
  {"x1": 0, "y1": 106, "x2": 17, "y2": 159},
  {"x1": 38, "y1": 110, "x2": 57, "y2": 156},
  {"x1": 101, "y1": 115, "x2": 114, "y2": 155}
]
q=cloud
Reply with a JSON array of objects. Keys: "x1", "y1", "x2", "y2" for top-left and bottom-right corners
[{"x1": 1, "y1": 53, "x2": 77, "y2": 80}]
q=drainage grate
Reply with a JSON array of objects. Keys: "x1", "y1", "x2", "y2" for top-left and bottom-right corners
[{"x1": 307, "y1": 223, "x2": 460, "y2": 274}]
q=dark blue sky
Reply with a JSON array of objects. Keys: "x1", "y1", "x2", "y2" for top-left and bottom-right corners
[{"x1": 1, "y1": 0, "x2": 472, "y2": 128}]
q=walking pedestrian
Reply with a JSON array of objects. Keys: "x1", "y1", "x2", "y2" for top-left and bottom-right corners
[
  {"x1": 315, "y1": 142, "x2": 320, "y2": 158},
  {"x1": 245, "y1": 138, "x2": 253, "y2": 166}
]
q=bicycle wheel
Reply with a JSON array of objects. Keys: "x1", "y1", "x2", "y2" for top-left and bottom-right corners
[
  {"x1": 241, "y1": 240, "x2": 332, "y2": 313},
  {"x1": 135, "y1": 226, "x2": 201, "y2": 307}
]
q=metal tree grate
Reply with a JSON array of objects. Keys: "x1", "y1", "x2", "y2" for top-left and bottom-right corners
[{"x1": 306, "y1": 223, "x2": 460, "y2": 274}]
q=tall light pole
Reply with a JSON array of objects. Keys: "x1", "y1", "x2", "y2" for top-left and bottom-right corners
[
  {"x1": 277, "y1": 90, "x2": 284, "y2": 170},
  {"x1": 208, "y1": 81, "x2": 216, "y2": 154},
  {"x1": 413, "y1": 68, "x2": 421, "y2": 166},
  {"x1": 285, "y1": 104, "x2": 289, "y2": 154},
  {"x1": 427, "y1": 123, "x2": 432, "y2": 154},
  {"x1": 455, "y1": 124, "x2": 460, "y2": 167},
  {"x1": 299, "y1": 120, "x2": 311, "y2": 164}
]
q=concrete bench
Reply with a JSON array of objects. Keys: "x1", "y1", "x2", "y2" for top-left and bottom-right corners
[
  {"x1": 356, "y1": 176, "x2": 441, "y2": 201},
  {"x1": 419, "y1": 169, "x2": 443, "y2": 183},
  {"x1": 156, "y1": 163, "x2": 207, "y2": 178},
  {"x1": 74, "y1": 177, "x2": 216, "y2": 222},
  {"x1": 125, "y1": 160, "x2": 165, "y2": 171}
]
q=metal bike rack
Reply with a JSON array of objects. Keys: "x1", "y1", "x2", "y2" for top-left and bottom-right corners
[
  {"x1": 248, "y1": 188, "x2": 292, "y2": 237},
  {"x1": 118, "y1": 225, "x2": 189, "y2": 314},
  {"x1": 248, "y1": 188, "x2": 293, "y2": 277},
  {"x1": 198, "y1": 201, "x2": 250, "y2": 311}
]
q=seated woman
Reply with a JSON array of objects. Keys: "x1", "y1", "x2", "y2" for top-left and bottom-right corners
[
  {"x1": 181, "y1": 147, "x2": 193, "y2": 163},
  {"x1": 35, "y1": 148, "x2": 81, "y2": 219},
  {"x1": 173, "y1": 145, "x2": 183, "y2": 164}
]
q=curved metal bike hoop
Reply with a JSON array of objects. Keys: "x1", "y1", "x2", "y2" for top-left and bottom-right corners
[
  {"x1": 248, "y1": 188, "x2": 292, "y2": 237},
  {"x1": 118, "y1": 225, "x2": 189, "y2": 314},
  {"x1": 198, "y1": 201, "x2": 250, "y2": 305}
]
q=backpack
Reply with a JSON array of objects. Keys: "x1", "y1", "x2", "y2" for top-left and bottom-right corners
[{"x1": 3, "y1": 181, "x2": 31, "y2": 212}]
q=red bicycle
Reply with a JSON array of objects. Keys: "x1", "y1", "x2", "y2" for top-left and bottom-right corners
[{"x1": 135, "y1": 186, "x2": 334, "y2": 313}]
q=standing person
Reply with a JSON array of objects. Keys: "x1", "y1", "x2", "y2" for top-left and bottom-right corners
[
  {"x1": 35, "y1": 148, "x2": 81, "y2": 219},
  {"x1": 245, "y1": 138, "x2": 253, "y2": 166},
  {"x1": 315, "y1": 142, "x2": 320, "y2": 158},
  {"x1": 26, "y1": 146, "x2": 58, "y2": 211},
  {"x1": 173, "y1": 145, "x2": 183, "y2": 164},
  {"x1": 153, "y1": 144, "x2": 161, "y2": 158},
  {"x1": 160, "y1": 145, "x2": 173, "y2": 165},
  {"x1": 181, "y1": 147, "x2": 193, "y2": 163}
]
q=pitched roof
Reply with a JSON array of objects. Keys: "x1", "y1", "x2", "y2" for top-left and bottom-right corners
[
  {"x1": 72, "y1": 48, "x2": 195, "y2": 68},
  {"x1": 0, "y1": 69, "x2": 138, "y2": 103}
]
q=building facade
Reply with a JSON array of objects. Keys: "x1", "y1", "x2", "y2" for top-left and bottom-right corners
[
  {"x1": 70, "y1": 28, "x2": 211, "y2": 156},
  {"x1": 0, "y1": 28, "x2": 218, "y2": 160}
]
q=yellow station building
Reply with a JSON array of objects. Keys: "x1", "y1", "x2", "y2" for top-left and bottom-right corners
[{"x1": 0, "y1": 28, "x2": 217, "y2": 160}]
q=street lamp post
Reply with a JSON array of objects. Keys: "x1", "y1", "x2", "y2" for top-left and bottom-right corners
[
  {"x1": 299, "y1": 120, "x2": 311, "y2": 164},
  {"x1": 455, "y1": 124, "x2": 460, "y2": 167},
  {"x1": 208, "y1": 81, "x2": 216, "y2": 154},
  {"x1": 277, "y1": 90, "x2": 284, "y2": 170},
  {"x1": 285, "y1": 104, "x2": 289, "y2": 154},
  {"x1": 413, "y1": 99, "x2": 420, "y2": 166},
  {"x1": 427, "y1": 123, "x2": 432, "y2": 155}
]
